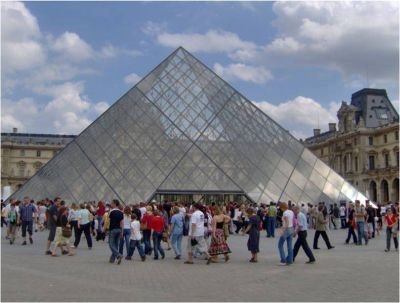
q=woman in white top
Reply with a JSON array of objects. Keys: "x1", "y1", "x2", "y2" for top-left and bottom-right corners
[
  {"x1": 126, "y1": 213, "x2": 146, "y2": 261},
  {"x1": 38, "y1": 202, "x2": 47, "y2": 231},
  {"x1": 119, "y1": 206, "x2": 132, "y2": 257},
  {"x1": 278, "y1": 202, "x2": 294, "y2": 265},
  {"x1": 72, "y1": 203, "x2": 93, "y2": 249},
  {"x1": 68, "y1": 203, "x2": 79, "y2": 243}
]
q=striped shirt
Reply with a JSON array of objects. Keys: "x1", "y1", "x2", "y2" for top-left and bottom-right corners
[{"x1": 19, "y1": 204, "x2": 36, "y2": 221}]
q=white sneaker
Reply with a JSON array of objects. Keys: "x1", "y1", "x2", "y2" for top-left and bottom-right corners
[
  {"x1": 70, "y1": 245, "x2": 75, "y2": 248},
  {"x1": 278, "y1": 262, "x2": 287, "y2": 266}
]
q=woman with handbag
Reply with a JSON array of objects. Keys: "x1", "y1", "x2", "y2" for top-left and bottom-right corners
[{"x1": 51, "y1": 206, "x2": 74, "y2": 256}]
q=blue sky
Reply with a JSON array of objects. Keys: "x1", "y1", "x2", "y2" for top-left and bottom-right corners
[{"x1": 2, "y1": 1, "x2": 399, "y2": 139}]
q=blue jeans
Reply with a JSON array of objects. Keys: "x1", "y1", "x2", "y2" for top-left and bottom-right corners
[
  {"x1": 278, "y1": 228, "x2": 293, "y2": 264},
  {"x1": 143, "y1": 229, "x2": 152, "y2": 255},
  {"x1": 152, "y1": 231, "x2": 165, "y2": 259},
  {"x1": 171, "y1": 233, "x2": 183, "y2": 256},
  {"x1": 119, "y1": 229, "x2": 131, "y2": 255},
  {"x1": 356, "y1": 222, "x2": 368, "y2": 245},
  {"x1": 109, "y1": 229, "x2": 121, "y2": 261},
  {"x1": 96, "y1": 216, "x2": 103, "y2": 232},
  {"x1": 128, "y1": 239, "x2": 145, "y2": 257},
  {"x1": 267, "y1": 217, "x2": 276, "y2": 237}
]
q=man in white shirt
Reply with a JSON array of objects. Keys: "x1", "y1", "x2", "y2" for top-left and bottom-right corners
[
  {"x1": 184, "y1": 203, "x2": 211, "y2": 265},
  {"x1": 340, "y1": 204, "x2": 347, "y2": 229}
]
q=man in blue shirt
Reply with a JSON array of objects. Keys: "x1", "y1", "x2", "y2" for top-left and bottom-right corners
[
  {"x1": 19, "y1": 196, "x2": 36, "y2": 245},
  {"x1": 293, "y1": 206, "x2": 315, "y2": 264}
]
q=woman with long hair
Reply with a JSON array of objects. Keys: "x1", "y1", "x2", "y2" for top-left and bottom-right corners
[{"x1": 119, "y1": 206, "x2": 132, "y2": 256}]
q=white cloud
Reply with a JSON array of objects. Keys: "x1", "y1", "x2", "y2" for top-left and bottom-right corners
[
  {"x1": 253, "y1": 96, "x2": 341, "y2": 139},
  {"x1": 124, "y1": 73, "x2": 142, "y2": 86},
  {"x1": 151, "y1": 28, "x2": 258, "y2": 55},
  {"x1": 1, "y1": 1, "x2": 46, "y2": 72},
  {"x1": 213, "y1": 63, "x2": 273, "y2": 84},
  {"x1": 260, "y1": 2, "x2": 399, "y2": 84},
  {"x1": 2, "y1": 83, "x2": 107, "y2": 135},
  {"x1": 1, "y1": 98, "x2": 40, "y2": 132},
  {"x1": 98, "y1": 44, "x2": 142, "y2": 59},
  {"x1": 51, "y1": 32, "x2": 94, "y2": 62}
]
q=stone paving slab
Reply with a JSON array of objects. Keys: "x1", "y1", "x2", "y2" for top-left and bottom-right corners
[{"x1": 1, "y1": 227, "x2": 398, "y2": 302}]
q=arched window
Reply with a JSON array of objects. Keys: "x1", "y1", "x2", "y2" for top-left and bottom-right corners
[
  {"x1": 369, "y1": 181, "x2": 377, "y2": 202},
  {"x1": 380, "y1": 179, "x2": 389, "y2": 203},
  {"x1": 392, "y1": 178, "x2": 399, "y2": 203}
]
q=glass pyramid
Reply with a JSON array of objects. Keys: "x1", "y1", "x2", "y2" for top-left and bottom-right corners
[{"x1": 9, "y1": 47, "x2": 369, "y2": 205}]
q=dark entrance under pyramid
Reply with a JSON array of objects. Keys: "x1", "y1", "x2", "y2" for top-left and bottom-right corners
[{"x1": 9, "y1": 47, "x2": 368, "y2": 205}]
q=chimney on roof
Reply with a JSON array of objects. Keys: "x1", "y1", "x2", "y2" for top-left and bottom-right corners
[
  {"x1": 328, "y1": 123, "x2": 336, "y2": 132},
  {"x1": 12, "y1": 128, "x2": 17, "y2": 133},
  {"x1": 313, "y1": 129, "x2": 321, "y2": 136}
]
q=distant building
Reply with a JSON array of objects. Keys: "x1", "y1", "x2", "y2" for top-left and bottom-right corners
[
  {"x1": 1, "y1": 128, "x2": 76, "y2": 197},
  {"x1": 304, "y1": 88, "x2": 399, "y2": 203}
]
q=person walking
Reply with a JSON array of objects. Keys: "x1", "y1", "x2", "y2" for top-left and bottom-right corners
[
  {"x1": 7, "y1": 201, "x2": 19, "y2": 245},
  {"x1": 141, "y1": 206, "x2": 154, "y2": 256},
  {"x1": 45, "y1": 198, "x2": 60, "y2": 255},
  {"x1": 150, "y1": 209, "x2": 166, "y2": 260},
  {"x1": 292, "y1": 206, "x2": 315, "y2": 264},
  {"x1": 170, "y1": 206, "x2": 184, "y2": 260},
  {"x1": 354, "y1": 200, "x2": 368, "y2": 245},
  {"x1": 118, "y1": 206, "x2": 132, "y2": 257},
  {"x1": 340, "y1": 203, "x2": 347, "y2": 229},
  {"x1": 108, "y1": 199, "x2": 124, "y2": 264},
  {"x1": 68, "y1": 203, "x2": 79, "y2": 245},
  {"x1": 208, "y1": 207, "x2": 231, "y2": 264},
  {"x1": 51, "y1": 206, "x2": 74, "y2": 256},
  {"x1": 184, "y1": 203, "x2": 211, "y2": 265},
  {"x1": 345, "y1": 203, "x2": 358, "y2": 244},
  {"x1": 73, "y1": 203, "x2": 93, "y2": 249},
  {"x1": 366, "y1": 200, "x2": 376, "y2": 239},
  {"x1": 267, "y1": 202, "x2": 277, "y2": 238},
  {"x1": 278, "y1": 202, "x2": 294, "y2": 265},
  {"x1": 313, "y1": 205, "x2": 335, "y2": 250},
  {"x1": 384, "y1": 208, "x2": 398, "y2": 252},
  {"x1": 244, "y1": 207, "x2": 260, "y2": 263},
  {"x1": 19, "y1": 196, "x2": 37, "y2": 245},
  {"x1": 126, "y1": 213, "x2": 146, "y2": 261}
]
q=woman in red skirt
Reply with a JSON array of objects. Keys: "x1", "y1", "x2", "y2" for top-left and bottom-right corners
[{"x1": 207, "y1": 207, "x2": 231, "y2": 264}]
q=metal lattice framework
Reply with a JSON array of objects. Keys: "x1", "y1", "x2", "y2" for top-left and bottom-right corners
[{"x1": 9, "y1": 47, "x2": 368, "y2": 205}]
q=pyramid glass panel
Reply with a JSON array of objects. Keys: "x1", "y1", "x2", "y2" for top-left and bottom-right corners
[{"x1": 9, "y1": 47, "x2": 373, "y2": 206}]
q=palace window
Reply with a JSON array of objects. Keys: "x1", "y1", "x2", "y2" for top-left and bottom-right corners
[
  {"x1": 369, "y1": 155, "x2": 375, "y2": 170},
  {"x1": 385, "y1": 154, "x2": 389, "y2": 168},
  {"x1": 368, "y1": 136, "x2": 373, "y2": 146},
  {"x1": 384, "y1": 134, "x2": 387, "y2": 143},
  {"x1": 36, "y1": 150, "x2": 41, "y2": 157}
]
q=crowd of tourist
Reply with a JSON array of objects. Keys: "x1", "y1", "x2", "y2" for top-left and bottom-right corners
[{"x1": 1, "y1": 197, "x2": 399, "y2": 265}]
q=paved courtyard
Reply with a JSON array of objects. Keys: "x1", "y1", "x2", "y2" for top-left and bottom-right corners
[{"x1": 1, "y1": 226, "x2": 399, "y2": 302}]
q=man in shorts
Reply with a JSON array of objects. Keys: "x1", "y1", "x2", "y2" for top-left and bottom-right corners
[
  {"x1": 45, "y1": 198, "x2": 60, "y2": 255},
  {"x1": 184, "y1": 203, "x2": 211, "y2": 265}
]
